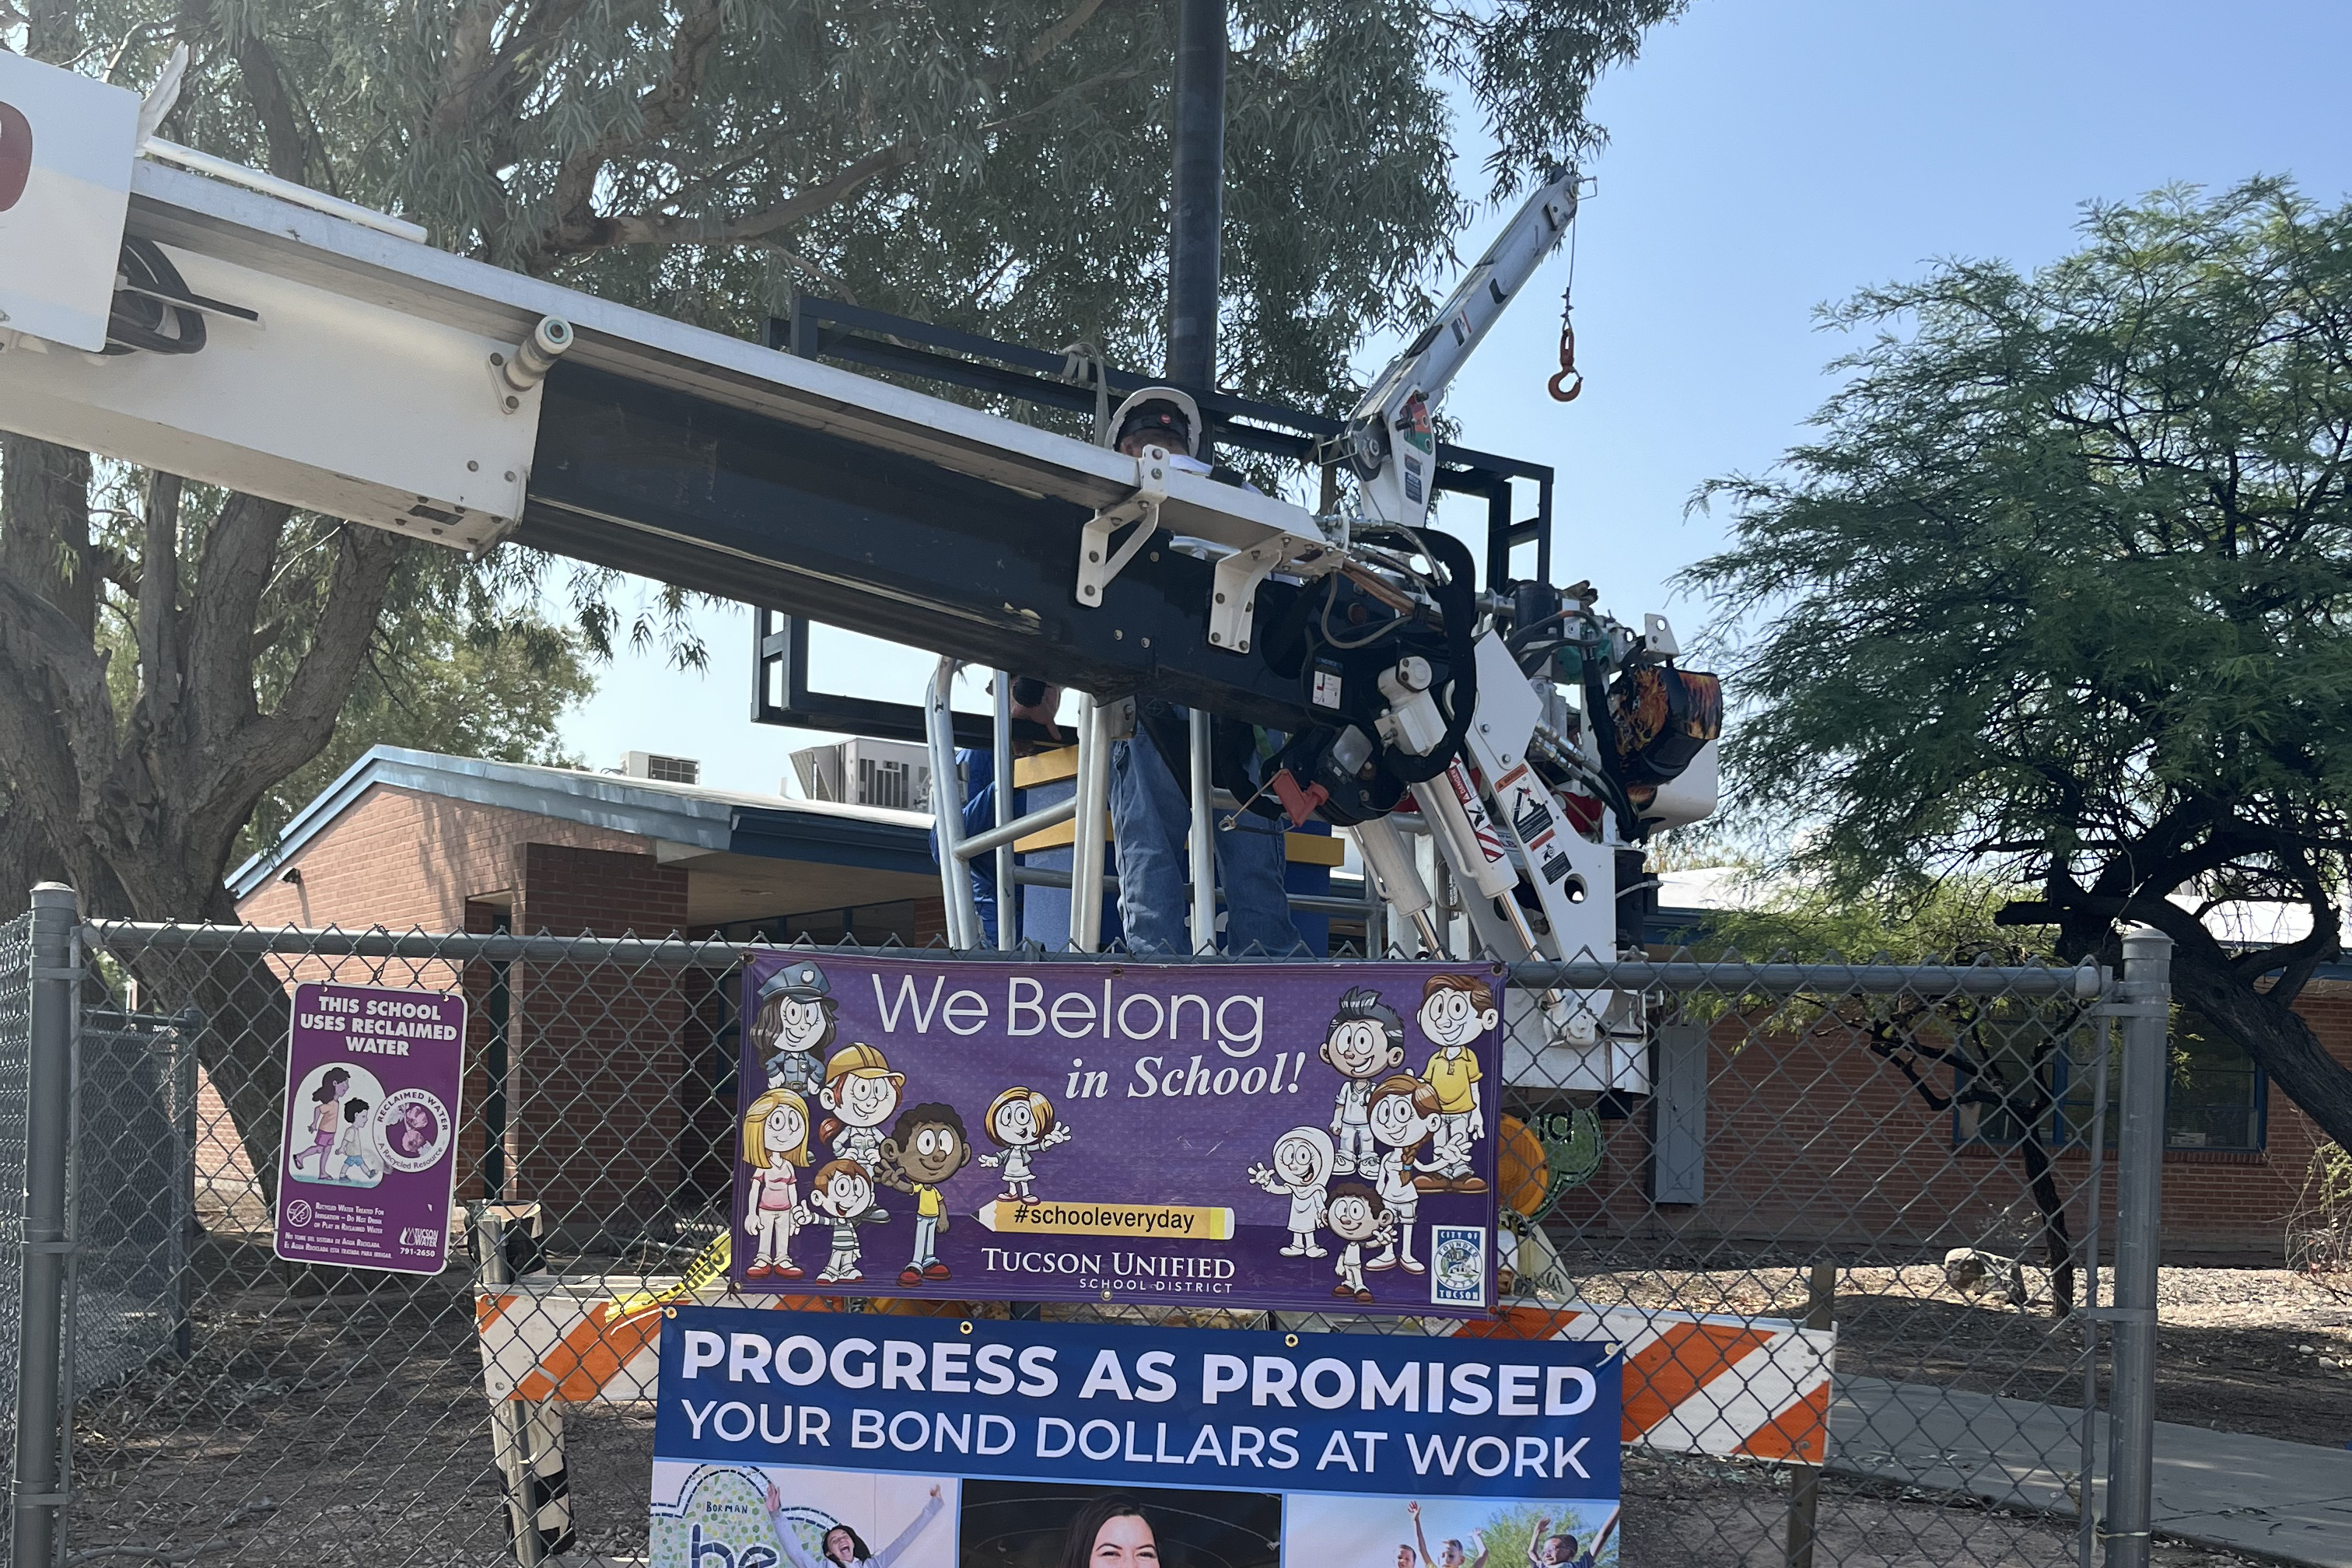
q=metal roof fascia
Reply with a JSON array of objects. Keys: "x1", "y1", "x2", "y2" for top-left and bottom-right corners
[
  {"x1": 726, "y1": 805, "x2": 936, "y2": 876},
  {"x1": 224, "y1": 746, "x2": 735, "y2": 900}
]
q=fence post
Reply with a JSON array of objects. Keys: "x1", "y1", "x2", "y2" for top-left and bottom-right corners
[
  {"x1": 474, "y1": 1205, "x2": 571, "y2": 1565},
  {"x1": 12, "y1": 883, "x2": 79, "y2": 1566},
  {"x1": 2104, "y1": 929, "x2": 2169, "y2": 1568},
  {"x1": 1783, "y1": 1260, "x2": 1836, "y2": 1568}
]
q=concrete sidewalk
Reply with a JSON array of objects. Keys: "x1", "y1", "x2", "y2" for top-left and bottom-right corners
[{"x1": 1833, "y1": 1377, "x2": 2352, "y2": 1566}]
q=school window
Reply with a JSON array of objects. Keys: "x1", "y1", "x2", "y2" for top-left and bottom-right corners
[{"x1": 1953, "y1": 1011, "x2": 2265, "y2": 1153}]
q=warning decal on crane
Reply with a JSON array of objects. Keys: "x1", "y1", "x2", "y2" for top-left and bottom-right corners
[{"x1": 1450, "y1": 763, "x2": 1511, "y2": 866}]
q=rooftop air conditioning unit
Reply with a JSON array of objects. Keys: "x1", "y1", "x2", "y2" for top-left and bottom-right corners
[
  {"x1": 621, "y1": 751, "x2": 702, "y2": 785},
  {"x1": 787, "y1": 739, "x2": 934, "y2": 811}
]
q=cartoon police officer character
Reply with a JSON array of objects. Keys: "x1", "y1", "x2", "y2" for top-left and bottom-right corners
[{"x1": 754, "y1": 961, "x2": 837, "y2": 1096}]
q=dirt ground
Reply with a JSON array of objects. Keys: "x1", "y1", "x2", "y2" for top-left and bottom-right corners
[
  {"x1": 1553, "y1": 1259, "x2": 2352, "y2": 1449},
  {"x1": 54, "y1": 1241, "x2": 2348, "y2": 1567}
]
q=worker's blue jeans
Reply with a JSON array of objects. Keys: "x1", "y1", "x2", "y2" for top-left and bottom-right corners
[{"x1": 1108, "y1": 717, "x2": 1304, "y2": 955}]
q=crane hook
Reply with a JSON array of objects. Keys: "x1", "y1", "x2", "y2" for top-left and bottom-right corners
[{"x1": 1546, "y1": 313, "x2": 1583, "y2": 403}]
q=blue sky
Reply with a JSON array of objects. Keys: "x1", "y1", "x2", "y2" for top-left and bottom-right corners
[{"x1": 558, "y1": 0, "x2": 2352, "y2": 793}]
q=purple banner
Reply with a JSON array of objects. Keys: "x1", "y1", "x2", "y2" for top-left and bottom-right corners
[
  {"x1": 273, "y1": 981, "x2": 467, "y2": 1275},
  {"x1": 733, "y1": 954, "x2": 1502, "y2": 1317}
]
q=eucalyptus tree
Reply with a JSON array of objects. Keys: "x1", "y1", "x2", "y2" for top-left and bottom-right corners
[{"x1": 3, "y1": 0, "x2": 1682, "y2": 1188}]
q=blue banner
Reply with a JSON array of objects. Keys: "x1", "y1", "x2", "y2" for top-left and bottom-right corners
[{"x1": 649, "y1": 1306, "x2": 1620, "y2": 1568}]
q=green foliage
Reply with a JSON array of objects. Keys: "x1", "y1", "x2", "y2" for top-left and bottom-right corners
[
  {"x1": 240, "y1": 618, "x2": 592, "y2": 859},
  {"x1": 1704, "y1": 875, "x2": 2053, "y2": 965},
  {"x1": 1681, "y1": 178, "x2": 2352, "y2": 1147},
  {"x1": 80, "y1": 472, "x2": 592, "y2": 858},
  {"x1": 73, "y1": 0, "x2": 1682, "y2": 414},
  {"x1": 4, "y1": 0, "x2": 1687, "y2": 924},
  {"x1": 1685, "y1": 180, "x2": 2352, "y2": 959}
]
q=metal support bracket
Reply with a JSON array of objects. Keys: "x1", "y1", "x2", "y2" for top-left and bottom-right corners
[
  {"x1": 1209, "y1": 543, "x2": 1283, "y2": 654},
  {"x1": 1076, "y1": 449, "x2": 1171, "y2": 607}
]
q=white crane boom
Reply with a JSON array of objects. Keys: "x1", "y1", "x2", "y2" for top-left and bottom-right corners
[{"x1": 1340, "y1": 171, "x2": 1579, "y2": 530}]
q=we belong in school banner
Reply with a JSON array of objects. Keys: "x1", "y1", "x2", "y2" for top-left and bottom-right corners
[
  {"x1": 647, "y1": 1306, "x2": 1620, "y2": 1568},
  {"x1": 733, "y1": 954, "x2": 1504, "y2": 1318}
]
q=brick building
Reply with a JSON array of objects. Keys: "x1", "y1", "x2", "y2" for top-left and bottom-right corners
[
  {"x1": 216, "y1": 747, "x2": 2343, "y2": 1262},
  {"x1": 224, "y1": 744, "x2": 1349, "y2": 1238}
]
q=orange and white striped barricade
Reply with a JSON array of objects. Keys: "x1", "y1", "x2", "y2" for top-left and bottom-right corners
[
  {"x1": 1456, "y1": 1302, "x2": 1835, "y2": 1463},
  {"x1": 474, "y1": 1269, "x2": 839, "y2": 1564}
]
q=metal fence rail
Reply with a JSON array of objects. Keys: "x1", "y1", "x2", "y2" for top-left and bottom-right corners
[
  {"x1": 1, "y1": 897, "x2": 2165, "y2": 1568},
  {"x1": 0, "y1": 908, "x2": 33, "y2": 1568}
]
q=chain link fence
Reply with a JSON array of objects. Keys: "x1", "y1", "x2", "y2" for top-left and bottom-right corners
[{"x1": 2, "y1": 896, "x2": 2169, "y2": 1568}]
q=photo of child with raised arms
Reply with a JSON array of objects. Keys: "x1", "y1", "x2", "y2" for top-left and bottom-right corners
[
  {"x1": 645, "y1": 1463, "x2": 953, "y2": 1568},
  {"x1": 1281, "y1": 1496, "x2": 1618, "y2": 1568}
]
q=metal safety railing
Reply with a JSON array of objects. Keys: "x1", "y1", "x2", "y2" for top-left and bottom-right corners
[{"x1": 926, "y1": 658, "x2": 1386, "y2": 955}]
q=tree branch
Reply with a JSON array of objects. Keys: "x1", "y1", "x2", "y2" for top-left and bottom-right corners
[
  {"x1": 184, "y1": 492, "x2": 290, "y2": 734},
  {"x1": 541, "y1": 0, "x2": 723, "y2": 264},
  {"x1": 134, "y1": 471, "x2": 184, "y2": 725},
  {"x1": 178, "y1": 0, "x2": 309, "y2": 181},
  {"x1": 428, "y1": 0, "x2": 505, "y2": 141}
]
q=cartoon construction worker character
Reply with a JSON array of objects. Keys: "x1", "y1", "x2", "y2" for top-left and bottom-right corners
[
  {"x1": 819, "y1": 1042, "x2": 906, "y2": 1220},
  {"x1": 1325, "y1": 1180, "x2": 1394, "y2": 1306},
  {"x1": 1247, "y1": 1125, "x2": 1335, "y2": 1257},
  {"x1": 1367, "y1": 1075, "x2": 1442, "y2": 1273},
  {"x1": 880, "y1": 1103, "x2": 972, "y2": 1286},
  {"x1": 755, "y1": 962, "x2": 837, "y2": 1096},
  {"x1": 807, "y1": 1158, "x2": 884, "y2": 1284},
  {"x1": 740, "y1": 1087, "x2": 813, "y2": 1279},
  {"x1": 1418, "y1": 973, "x2": 1496, "y2": 1193},
  {"x1": 1321, "y1": 988, "x2": 1406, "y2": 1177},
  {"x1": 976, "y1": 1087, "x2": 1071, "y2": 1206}
]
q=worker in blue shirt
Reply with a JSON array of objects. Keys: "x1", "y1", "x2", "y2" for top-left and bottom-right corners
[{"x1": 1101, "y1": 387, "x2": 1304, "y2": 956}]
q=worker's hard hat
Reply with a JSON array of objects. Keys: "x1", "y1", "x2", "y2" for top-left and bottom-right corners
[
  {"x1": 824, "y1": 1041, "x2": 903, "y2": 1085},
  {"x1": 1110, "y1": 386, "x2": 1202, "y2": 457}
]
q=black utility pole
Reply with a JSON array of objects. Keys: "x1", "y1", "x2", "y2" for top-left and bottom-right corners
[{"x1": 1167, "y1": 0, "x2": 1228, "y2": 410}]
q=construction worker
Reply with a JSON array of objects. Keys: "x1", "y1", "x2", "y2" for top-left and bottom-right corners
[{"x1": 1103, "y1": 387, "x2": 1304, "y2": 956}]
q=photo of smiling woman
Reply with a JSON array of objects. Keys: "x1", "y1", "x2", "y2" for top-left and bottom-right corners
[
  {"x1": 1062, "y1": 1494, "x2": 1158, "y2": 1567},
  {"x1": 958, "y1": 1481, "x2": 1279, "y2": 1568}
]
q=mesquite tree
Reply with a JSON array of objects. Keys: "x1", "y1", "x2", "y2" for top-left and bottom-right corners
[{"x1": 1686, "y1": 180, "x2": 2352, "y2": 1152}]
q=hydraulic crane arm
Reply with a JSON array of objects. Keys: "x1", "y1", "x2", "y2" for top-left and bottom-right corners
[
  {"x1": 1335, "y1": 170, "x2": 1579, "y2": 529},
  {"x1": 1, "y1": 54, "x2": 1724, "y2": 1083}
]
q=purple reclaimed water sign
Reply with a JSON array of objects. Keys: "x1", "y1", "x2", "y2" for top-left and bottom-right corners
[
  {"x1": 273, "y1": 982, "x2": 467, "y2": 1274},
  {"x1": 732, "y1": 954, "x2": 1501, "y2": 1317}
]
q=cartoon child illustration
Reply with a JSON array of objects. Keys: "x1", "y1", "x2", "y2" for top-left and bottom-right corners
[
  {"x1": 741, "y1": 1087, "x2": 814, "y2": 1279},
  {"x1": 880, "y1": 1103, "x2": 972, "y2": 1285},
  {"x1": 1324, "y1": 1180, "x2": 1393, "y2": 1305},
  {"x1": 1246, "y1": 1125, "x2": 1335, "y2": 1257},
  {"x1": 290, "y1": 1067, "x2": 350, "y2": 1176},
  {"x1": 1367, "y1": 1075, "x2": 1442, "y2": 1273},
  {"x1": 1320, "y1": 988, "x2": 1406, "y2": 1177},
  {"x1": 756, "y1": 962, "x2": 837, "y2": 1096},
  {"x1": 807, "y1": 1158, "x2": 885, "y2": 1284},
  {"x1": 819, "y1": 1043, "x2": 906, "y2": 1221},
  {"x1": 334, "y1": 1098, "x2": 376, "y2": 1183},
  {"x1": 1417, "y1": 974, "x2": 1496, "y2": 1192},
  {"x1": 976, "y1": 1087, "x2": 1071, "y2": 1206}
]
